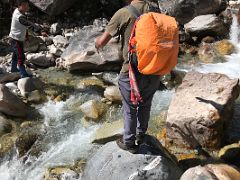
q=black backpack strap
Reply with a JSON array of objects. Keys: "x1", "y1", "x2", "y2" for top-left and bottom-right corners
[{"x1": 126, "y1": 4, "x2": 141, "y2": 18}]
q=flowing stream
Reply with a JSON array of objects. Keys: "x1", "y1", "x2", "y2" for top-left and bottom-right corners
[{"x1": 1, "y1": 14, "x2": 240, "y2": 180}]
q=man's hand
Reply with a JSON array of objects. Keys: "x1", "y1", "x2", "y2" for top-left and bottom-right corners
[
  {"x1": 41, "y1": 31, "x2": 48, "y2": 37},
  {"x1": 95, "y1": 32, "x2": 112, "y2": 52}
]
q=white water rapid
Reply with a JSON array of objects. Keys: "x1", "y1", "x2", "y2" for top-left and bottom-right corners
[
  {"x1": 184, "y1": 14, "x2": 240, "y2": 79},
  {"x1": 0, "y1": 97, "x2": 99, "y2": 180}
]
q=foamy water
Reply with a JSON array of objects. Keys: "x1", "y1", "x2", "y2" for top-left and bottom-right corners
[
  {"x1": 179, "y1": 14, "x2": 240, "y2": 79},
  {"x1": 0, "y1": 96, "x2": 99, "y2": 180}
]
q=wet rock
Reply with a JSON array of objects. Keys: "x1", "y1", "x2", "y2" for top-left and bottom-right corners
[
  {"x1": 169, "y1": 70, "x2": 187, "y2": 88},
  {"x1": 27, "y1": 52, "x2": 55, "y2": 67},
  {"x1": 180, "y1": 164, "x2": 240, "y2": 180},
  {"x1": 0, "y1": 84, "x2": 27, "y2": 117},
  {"x1": 0, "y1": 133, "x2": 17, "y2": 161},
  {"x1": 0, "y1": 114, "x2": 12, "y2": 137},
  {"x1": 53, "y1": 35, "x2": 68, "y2": 48},
  {"x1": 78, "y1": 77, "x2": 105, "y2": 90},
  {"x1": 62, "y1": 19, "x2": 122, "y2": 72},
  {"x1": 44, "y1": 159, "x2": 86, "y2": 180},
  {"x1": 184, "y1": 14, "x2": 228, "y2": 37},
  {"x1": 83, "y1": 135, "x2": 182, "y2": 180},
  {"x1": 198, "y1": 43, "x2": 222, "y2": 63},
  {"x1": 102, "y1": 72, "x2": 119, "y2": 85},
  {"x1": 179, "y1": 43, "x2": 198, "y2": 55},
  {"x1": 80, "y1": 100, "x2": 107, "y2": 120},
  {"x1": 166, "y1": 72, "x2": 240, "y2": 148},
  {"x1": 104, "y1": 86, "x2": 121, "y2": 102},
  {"x1": 159, "y1": 0, "x2": 227, "y2": 25},
  {"x1": 24, "y1": 35, "x2": 44, "y2": 53},
  {"x1": 53, "y1": 94, "x2": 66, "y2": 102},
  {"x1": 91, "y1": 120, "x2": 123, "y2": 144},
  {"x1": 93, "y1": 72, "x2": 119, "y2": 86},
  {"x1": 44, "y1": 167, "x2": 79, "y2": 180},
  {"x1": 29, "y1": 0, "x2": 78, "y2": 16},
  {"x1": 215, "y1": 39, "x2": 235, "y2": 56},
  {"x1": 17, "y1": 122, "x2": 45, "y2": 157},
  {"x1": 15, "y1": 128, "x2": 40, "y2": 157},
  {"x1": 0, "y1": 72, "x2": 20, "y2": 83},
  {"x1": 27, "y1": 90, "x2": 44, "y2": 103},
  {"x1": 218, "y1": 143, "x2": 240, "y2": 166},
  {"x1": 17, "y1": 77, "x2": 44, "y2": 97}
]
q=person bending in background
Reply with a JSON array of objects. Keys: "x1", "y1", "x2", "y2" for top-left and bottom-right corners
[{"x1": 9, "y1": 0, "x2": 47, "y2": 78}]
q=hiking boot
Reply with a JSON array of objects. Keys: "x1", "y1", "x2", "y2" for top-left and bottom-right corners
[
  {"x1": 136, "y1": 134, "x2": 145, "y2": 145},
  {"x1": 116, "y1": 138, "x2": 138, "y2": 154}
]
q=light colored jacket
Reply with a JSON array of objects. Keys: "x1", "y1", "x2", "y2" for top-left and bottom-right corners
[{"x1": 9, "y1": 8, "x2": 28, "y2": 42}]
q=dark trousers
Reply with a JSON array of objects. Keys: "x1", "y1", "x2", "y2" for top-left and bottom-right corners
[
  {"x1": 118, "y1": 73, "x2": 160, "y2": 146},
  {"x1": 10, "y1": 39, "x2": 29, "y2": 77}
]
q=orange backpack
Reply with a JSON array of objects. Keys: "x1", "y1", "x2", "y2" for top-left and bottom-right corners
[{"x1": 127, "y1": 7, "x2": 179, "y2": 75}]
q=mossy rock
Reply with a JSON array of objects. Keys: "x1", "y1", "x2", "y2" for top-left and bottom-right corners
[
  {"x1": 78, "y1": 77, "x2": 105, "y2": 90},
  {"x1": 215, "y1": 39, "x2": 235, "y2": 56},
  {"x1": 43, "y1": 159, "x2": 86, "y2": 180},
  {"x1": 0, "y1": 133, "x2": 18, "y2": 160}
]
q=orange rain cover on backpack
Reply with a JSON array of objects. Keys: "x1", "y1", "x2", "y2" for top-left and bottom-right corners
[{"x1": 132, "y1": 12, "x2": 179, "y2": 75}]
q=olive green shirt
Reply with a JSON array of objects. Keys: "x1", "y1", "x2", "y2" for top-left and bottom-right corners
[{"x1": 105, "y1": 1, "x2": 149, "y2": 74}]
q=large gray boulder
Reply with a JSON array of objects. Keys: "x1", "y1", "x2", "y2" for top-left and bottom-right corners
[
  {"x1": 62, "y1": 19, "x2": 122, "y2": 72},
  {"x1": 83, "y1": 135, "x2": 182, "y2": 180},
  {"x1": 0, "y1": 84, "x2": 27, "y2": 117},
  {"x1": 166, "y1": 72, "x2": 240, "y2": 149},
  {"x1": 29, "y1": 0, "x2": 78, "y2": 16},
  {"x1": 158, "y1": 0, "x2": 227, "y2": 24},
  {"x1": 184, "y1": 14, "x2": 228, "y2": 37}
]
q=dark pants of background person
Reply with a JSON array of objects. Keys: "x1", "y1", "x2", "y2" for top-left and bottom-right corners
[
  {"x1": 118, "y1": 72, "x2": 160, "y2": 146},
  {"x1": 10, "y1": 38, "x2": 29, "y2": 77}
]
